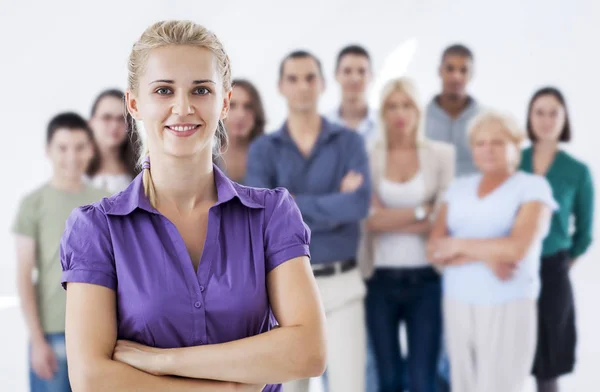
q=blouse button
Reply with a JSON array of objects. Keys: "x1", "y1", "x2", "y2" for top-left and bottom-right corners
[
  {"x1": 199, "y1": 286, "x2": 205, "y2": 292},
  {"x1": 194, "y1": 301, "x2": 202, "y2": 308}
]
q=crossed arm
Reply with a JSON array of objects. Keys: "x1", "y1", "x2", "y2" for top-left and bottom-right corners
[
  {"x1": 65, "y1": 257, "x2": 326, "y2": 391},
  {"x1": 427, "y1": 201, "x2": 552, "y2": 278}
]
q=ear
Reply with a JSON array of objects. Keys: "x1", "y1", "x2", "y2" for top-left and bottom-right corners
[
  {"x1": 220, "y1": 89, "x2": 232, "y2": 121},
  {"x1": 125, "y1": 90, "x2": 141, "y2": 121},
  {"x1": 438, "y1": 64, "x2": 443, "y2": 78},
  {"x1": 278, "y1": 78, "x2": 284, "y2": 96}
]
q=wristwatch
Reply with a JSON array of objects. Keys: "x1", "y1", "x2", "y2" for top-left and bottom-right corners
[{"x1": 414, "y1": 205, "x2": 427, "y2": 221}]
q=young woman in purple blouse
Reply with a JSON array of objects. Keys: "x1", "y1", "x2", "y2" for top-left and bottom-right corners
[{"x1": 59, "y1": 20, "x2": 326, "y2": 392}]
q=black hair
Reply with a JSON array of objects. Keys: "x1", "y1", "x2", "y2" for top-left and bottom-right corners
[
  {"x1": 441, "y1": 44, "x2": 474, "y2": 63},
  {"x1": 47, "y1": 112, "x2": 94, "y2": 144},
  {"x1": 335, "y1": 44, "x2": 371, "y2": 71},
  {"x1": 526, "y1": 87, "x2": 571, "y2": 142},
  {"x1": 279, "y1": 50, "x2": 324, "y2": 80}
]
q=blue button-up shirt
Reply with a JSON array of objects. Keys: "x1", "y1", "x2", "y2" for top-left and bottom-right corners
[{"x1": 245, "y1": 117, "x2": 371, "y2": 265}]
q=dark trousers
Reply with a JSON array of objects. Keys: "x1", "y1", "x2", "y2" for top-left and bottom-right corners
[{"x1": 366, "y1": 267, "x2": 442, "y2": 392}]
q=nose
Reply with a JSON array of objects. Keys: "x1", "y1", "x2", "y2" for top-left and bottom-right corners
[{"x1": 172, "y1": 92, "x2": 194, "y2": 115}]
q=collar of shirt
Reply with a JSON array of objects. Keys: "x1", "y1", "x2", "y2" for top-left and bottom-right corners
[
  {"x1": 104, "y1": 163, "x2": 264, "y2": 216},
  {"x1": 427, "y1": 95, "x2": 479, "y2": 122},
  {"x1": 327, "y1": 107, "x2": 377, "y2": 137},
  {"x1": 271, "y1": 116, "x2": 345, "y2": 145}
]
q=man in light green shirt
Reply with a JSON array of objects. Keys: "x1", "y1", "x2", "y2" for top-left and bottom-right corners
[{"x1": 13, "y1": 112, "x2": 110, "y2": 392}]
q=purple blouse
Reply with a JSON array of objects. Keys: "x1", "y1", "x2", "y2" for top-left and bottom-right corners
[{"x1": 60, "y1": 165, "x2": 311, "y2": 391}]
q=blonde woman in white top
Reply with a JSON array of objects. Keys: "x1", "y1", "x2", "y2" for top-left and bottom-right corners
[{"x1": 359, "y1": 78, "x2": 455, "y2": 392}]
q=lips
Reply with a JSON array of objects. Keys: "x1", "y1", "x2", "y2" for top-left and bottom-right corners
[{"x1": 165, "y1": 124, "x2": 201, "y2": 137}]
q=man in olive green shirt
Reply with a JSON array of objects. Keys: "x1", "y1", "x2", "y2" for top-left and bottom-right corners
[{"x1": 13, "y1": 112, "x2": 110, "y2": 392}]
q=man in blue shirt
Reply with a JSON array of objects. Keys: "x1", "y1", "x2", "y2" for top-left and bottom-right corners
[{"x1": 245, "y1": 50, "x2": 371, "y2": 392}]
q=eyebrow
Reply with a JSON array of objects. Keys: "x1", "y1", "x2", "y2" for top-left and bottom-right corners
[{"x1": 148, "y1": 79, "x2": 216, "y2": 85}]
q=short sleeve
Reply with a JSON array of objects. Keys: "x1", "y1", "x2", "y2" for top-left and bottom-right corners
[
  {"x1": 12, "y1": 195, "x2": 37, "y2": 238},
  {"x1": 521, "y1": 175, "x2": 558, "y2": 211},
  {"x1": 60, "y1": 204, "x2": 117, "y2": 291},
  {"x1": 263, "y1": 188, "x2": 311, "y2": 273}
]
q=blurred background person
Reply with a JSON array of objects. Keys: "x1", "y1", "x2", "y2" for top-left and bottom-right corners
[
  {"x1": 425, "y1": 44, "x2": 479, "y2": 178},
  {"x1": 220, "y1": 79, "x2": 266, "y2": 183},
  {"x1": 328, "y1": 45, "x2": 377, "y2": 142},
  {"x1": 327, "y1": 43, "x2": 378, "y2": 392},
  {"x1": 519, "y1": 87, "x2": 595, "y2": 392},
  {"x1": 87, "y1": 89, "x2": 140, "y2": 194},
  {"x1": 13, "y1": 113, "x2": 109, "y2": 392},
  {"x1": 246, "y1": 50, "x2": 371, "y2": 392},
  {"x1": 428, "y1": 111, "x2": 557, "y2": 392},
  {"x1": 360, "y1": 77, "x2": 454, "y2": 392}
]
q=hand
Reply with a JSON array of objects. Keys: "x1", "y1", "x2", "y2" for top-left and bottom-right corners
[
  {"x1": 31, "y1": 338, "x2": 58, "y2": 380},
  {"x1": 340, "y1": 171, "x2": 363, "y2": 193},
  {"x1": 113, "y1": 340, "x2": 165, "y2": 376},
  {"x1": 428, "y1": 238, "x2": 462, "y2": 264},
  {"x1": 486, "y1": 261, "x2": 518, "y2": 281}
]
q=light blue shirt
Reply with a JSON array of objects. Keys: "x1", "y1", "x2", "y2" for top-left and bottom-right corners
[
  {"x1": 327, "y1": 107, "x2": 377, "y2": 142},
  {"x1": 443, "y1": 171, "x2": 557, "y2": 304}
]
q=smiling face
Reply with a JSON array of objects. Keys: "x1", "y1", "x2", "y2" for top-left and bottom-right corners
[{"x1": 126, "y1": 45, "x2": 231, "y2": 161}]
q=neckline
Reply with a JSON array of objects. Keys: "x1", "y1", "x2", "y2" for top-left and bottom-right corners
[{"x1": 475, "y1": 172, "x2": 517, "y2": 201}]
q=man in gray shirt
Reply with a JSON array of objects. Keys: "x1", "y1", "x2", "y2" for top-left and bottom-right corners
[{"x1": 425, "y1": 44, "x2": 479, "y2": 177}]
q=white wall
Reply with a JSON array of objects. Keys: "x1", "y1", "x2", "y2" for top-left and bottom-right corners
[{"x1": 1, "y1": 0, "x2": 598, "y2": 389}]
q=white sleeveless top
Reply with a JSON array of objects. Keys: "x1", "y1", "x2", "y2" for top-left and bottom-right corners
[{"x1": 374, "y1": 172, "x2": 429, "y2": 268}]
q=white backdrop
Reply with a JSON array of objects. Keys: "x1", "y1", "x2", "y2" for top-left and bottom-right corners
[{"x1": 1, "y1": 0, "x2": 599, "y2": 390}]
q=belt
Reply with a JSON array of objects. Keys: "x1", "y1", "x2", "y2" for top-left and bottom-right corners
[{"x1": 312, "y1": 259, "x2": 356, "y2": 278}]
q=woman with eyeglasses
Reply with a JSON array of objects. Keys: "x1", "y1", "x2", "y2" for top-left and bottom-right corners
[{"x1": 87, "y1": 89, "x2": 140, "y2": 194}]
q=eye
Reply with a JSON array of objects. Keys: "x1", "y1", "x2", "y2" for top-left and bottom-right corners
[
  {"x1": 155, "y1": 87, "x2": 172, "y2": 95},
  {"x1": 194, "y1": 87, "x2": 211, "y2": 95}
]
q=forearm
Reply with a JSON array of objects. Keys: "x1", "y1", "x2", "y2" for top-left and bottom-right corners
[
  {"x1": 295, "y1": 190, "x2": 369, "y2": 227},
  {"x1": 366, "y1": 208, "x2": 418, "y2": 232},
  {"x1": 160, "y1": 325, "x2": 323, "y2": 384},
  {"x1": 17, "y1": 272, "x2": 45, "y2": 343},
  {"x1": 71, "y1": 358, "x2": 239, "y2": 392},
  {"x1": 454, "y1": 238, "x2": 525, "y2": 264}
]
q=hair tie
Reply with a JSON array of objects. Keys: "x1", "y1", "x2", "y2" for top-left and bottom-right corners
[{"x1": 142, "y1": 157, "x2": 150, "y2": 170}]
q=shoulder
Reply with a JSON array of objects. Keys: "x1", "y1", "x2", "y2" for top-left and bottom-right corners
[
  {"x1": 17, "y1": 183, "x2": 48, "y2": 208},
  {"x1": 235, "y1": 184, "x2": 293, "y2": 212},
  {"x1": 250, "y1": 132, "x2": 278, "y2": 148},
  {"x1": 422, "y1": 139, "x2": 455, "y2": 156},
  {"x1": 514, "y1": 171, "x2": 547, "y2": 187},
  {"x1": 559, "y1": 151, "x2": 591, "y2": 177},
  {"x1": 332, "y1": 122, "x2": 365, "y2": 147},
  {"x1": 85, "y1": 185, "x2": 112, "y2": 200},
  {"x1": 448, "y1": 174, "x2": 480, "y2": 195},
  {"x1": 513, "y1": 171, "x2": 554, "y2": 197}
]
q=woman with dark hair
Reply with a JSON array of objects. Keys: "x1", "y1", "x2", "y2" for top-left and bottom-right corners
[
  {"x1": 520, "y1": 87, "x2": 595, "y2": 392},
  {"x1": 87, "y1": 89, "x2": 140, "y2": 193},
  {"x1": 221, "y1": 79, "x2": 266, "y2": 183}
]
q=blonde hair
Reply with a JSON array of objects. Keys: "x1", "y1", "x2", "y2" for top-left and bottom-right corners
[
  {"x1": 127, "y1": 20, "x2": 232, "y2": 207},
  {"x1": 467, "y1": 109, "x2": 525, "y2": 166},
  {"x1": 375, "y1": 77, "x2": 424, "y2": 149}
]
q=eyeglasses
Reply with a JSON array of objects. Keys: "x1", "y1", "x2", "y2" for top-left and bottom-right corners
[{"x1": 96, "y1": 114, "x2": 127, "y2": 126}]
